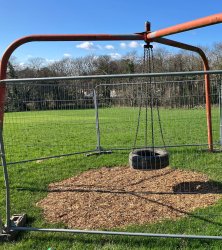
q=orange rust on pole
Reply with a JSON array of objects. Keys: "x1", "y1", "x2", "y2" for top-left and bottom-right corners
[
  {"x1": 146, "y1": 13, "x2": 222, "y2": 40},
  {"x1": 154, "y1": 38, "x2": 213, "y2": 151}
]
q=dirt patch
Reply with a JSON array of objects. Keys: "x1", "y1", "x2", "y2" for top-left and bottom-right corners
[{"x1": 37, "y1": 166, "x2": 222, "y2": 229}]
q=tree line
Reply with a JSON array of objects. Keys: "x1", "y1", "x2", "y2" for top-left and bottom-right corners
[{"x1": 5, "y1": 43, "x2": 222, "y2": 112}]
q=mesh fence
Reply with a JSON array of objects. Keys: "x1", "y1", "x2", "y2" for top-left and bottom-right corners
[
  {"x1": 2, "y1": 73, "x2": 222, "y2": 237},
  {"x1": 3, "y1": 74, "x2": 221, "y2": 163}
]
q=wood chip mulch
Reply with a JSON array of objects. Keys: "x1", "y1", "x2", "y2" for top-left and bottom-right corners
[{"x1": 37, "y1": 166, "x2": 222, "y2": 229}]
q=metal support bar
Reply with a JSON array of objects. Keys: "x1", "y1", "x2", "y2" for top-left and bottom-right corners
[
  {"x1": 11, "y1": 226, "x2": 222, "y2": 240},
  {"x1": 5, "y1": 143, "x2": 219, "y2": 166},
  {"x1": 0, "y1": 129, "x2": 10, "y2": 232},
  {"x1": 1, "y1": 70, "x2": 222, "y2": 84},
  {"x1": 93, "y1": 89, "x2": 102, "y2": 151},
  {"x1": 220, "y1": 80, "x2": 222, "y2": 146},
  {"x1": 86, "y1": 90, "x2": 112, "y2": 156}
]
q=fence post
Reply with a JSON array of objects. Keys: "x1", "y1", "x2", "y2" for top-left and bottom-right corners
[
  {"x1": 0, "y1": 128, "x2": 10, "y2": 232},
  {"x1": 220, "y1": 79, "x2": 222, "y2": 146},
  {"x1": 93, "y1": 89, "x2": 102, "y2": 152}
]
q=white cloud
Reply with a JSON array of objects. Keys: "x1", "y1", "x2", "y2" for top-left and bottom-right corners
[
  {"x1": 105, "y1": 45, "x2": 114, "y2": 50},
  {"x1": 46, "y1": 58, "x2": 56, "y2": 64},
  {"x1": 120, "y1": 41, "x2": 141, "y2": 49},
  {"x1": 128, "y1": 41, "x2": 139, "y2": 48},
  {"x1": 19, "y1": 62, "x2": 25, "y2": 67},
  {"x1": 76, "y1": 42, "x2": 104, "y2": 50},
  {"x1": 109, "y1": 53, "x2": 122, "y2": 60},
  {"x1": 76, "y1": 42, "x2": 116, "y2": 50},
  {"x1": 63, "y1": 53, "x2": 71, "y2": 57},
  {"x1": 120, "y1": 42, "x2": 127, "y2": 49},
  {"x1": 76, "y1": 41, "x2": 95, "y2": 50}
]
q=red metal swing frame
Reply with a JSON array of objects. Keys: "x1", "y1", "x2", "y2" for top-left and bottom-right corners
[{"x1": 1, "y1": 13, "x2": 222, "y2": 151}]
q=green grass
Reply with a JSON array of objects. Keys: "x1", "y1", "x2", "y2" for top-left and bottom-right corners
[{"x1": 1, "y1": 107, "x2": 222, "y2": 249}]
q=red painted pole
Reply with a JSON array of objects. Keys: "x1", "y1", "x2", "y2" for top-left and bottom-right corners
[{"x1": 147, "y1": 13, "x2": 222, "y2": 39}]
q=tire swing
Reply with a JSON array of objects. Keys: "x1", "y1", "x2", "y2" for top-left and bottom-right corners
[{"x1": 129, "y1": 44, "x2": 169, "y2": 170}]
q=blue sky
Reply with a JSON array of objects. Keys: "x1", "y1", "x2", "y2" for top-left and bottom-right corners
[{"x1": 0, "y1": 0, "x2": 222, "y2": 65}]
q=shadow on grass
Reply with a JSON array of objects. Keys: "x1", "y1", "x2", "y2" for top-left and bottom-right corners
[
  {"x1": 13, "y1": 179, "x2": 222, "y2": 195},
  {"x1": 173, "y1": 180, "x2": 222, "y2": 194}
]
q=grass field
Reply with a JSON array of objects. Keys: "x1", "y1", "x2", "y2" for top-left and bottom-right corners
[{"x1": 1, "y1": 107, "x2": 222, "y2": 249}]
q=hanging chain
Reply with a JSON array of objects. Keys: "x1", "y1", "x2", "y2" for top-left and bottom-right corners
[
  {"x1": 134, "y1": 43, "x2": 166, "y2": 150},
  {"x1": 133, "y1": 47, "x2": 147, "y2": 148},
  {"x1": 145, "y1": 47, "x2": 149, "y2": 147},
  {"x1": 148, "y1": 46, "x2": 155, "y2": 152},
  {"x1": 134, "y1": 44, "x2": 152, "y2": 148},
  {"x1": 151, "y1": 47, "x2": 167, "y2": 150}
]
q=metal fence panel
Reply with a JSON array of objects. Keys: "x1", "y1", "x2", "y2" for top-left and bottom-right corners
[{"x1": 1, "y1": 73, "x2": 222, "y2": 240}]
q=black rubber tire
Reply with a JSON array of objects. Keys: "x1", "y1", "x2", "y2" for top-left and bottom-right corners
[{"x1": 129, "y1": 148, "x2": 169, "y2": 170}]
